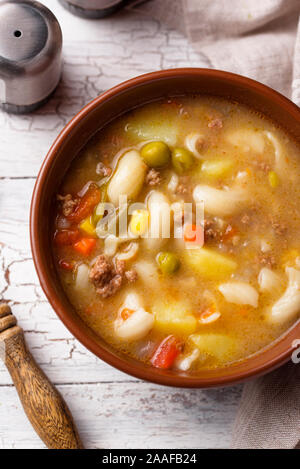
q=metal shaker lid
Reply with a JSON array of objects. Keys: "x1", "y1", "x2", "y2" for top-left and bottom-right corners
[
  {"x1": 0, "y1": 0, "x2": 62, "y2": 113},
  {"x1": 59, "y1": 0, "x2": 126, "y2": 19}
]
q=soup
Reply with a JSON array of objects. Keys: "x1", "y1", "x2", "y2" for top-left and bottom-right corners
[{"x1": 52, "y1": 96, "x2": 300, "y2": 373}]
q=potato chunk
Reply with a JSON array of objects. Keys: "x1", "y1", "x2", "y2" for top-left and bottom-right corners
[
  {"x1": 190, "y1": 333, "x2": 237, "y2": 362},
  {"x1": 126, "y1": 118, "x2": 178, "y2": 146},
  {"x1": 184, "y1": 248, "x2": 237, "y2": 280},
  {"x1": 201, "y1": 159, "x2": 234, "y2": 179},
  {"x1": 153, "y1": 300, "x2": 197, "y2": 336}
]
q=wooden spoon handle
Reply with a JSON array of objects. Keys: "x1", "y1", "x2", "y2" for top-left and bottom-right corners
[{"x1": 0, "y1": 305, "x2": 83, "y2": 449}]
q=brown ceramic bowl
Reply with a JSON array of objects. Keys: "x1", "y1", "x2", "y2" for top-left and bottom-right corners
[{"x1": 30, "y1": 68, "x2": 300, "y2": 388}]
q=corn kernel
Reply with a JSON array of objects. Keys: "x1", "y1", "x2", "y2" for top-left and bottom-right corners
[
  {"x1": 79, "y1": 216, "x2": 96, "y2": 236},
  {"x1": 129, "y1": 209, "x2": 149, "y2": 237},
  {"x1": 268, "y1": 171, "x2": 280, "y2": 188}
]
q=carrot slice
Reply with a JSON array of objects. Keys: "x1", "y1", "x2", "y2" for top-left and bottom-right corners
[
  {"x1": 120, "y1": 308, "x2": 134, "y2": 321},
  {"x1": 151, "y1": 335, "x2": 181, "y2": 369},
  {"x1": 199, "y1": 308, "x2": 221, "y2": 324},
  {"x1": 54, "y1": 229, "x2": 80, "y2": 246},
  {"x1": 184, "y1": 224, "x2": 204, "y2": 245},
  {"x1": 73, "y1": 238, "x2": 97, "y2": 256},
  {"x1": 68, "y1": 184, "x2": 101, "y2": 224}
]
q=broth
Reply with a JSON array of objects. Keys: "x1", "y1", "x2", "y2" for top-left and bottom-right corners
[{"x1": 52, "y1": 96, "x2": 300, "y2": 373}]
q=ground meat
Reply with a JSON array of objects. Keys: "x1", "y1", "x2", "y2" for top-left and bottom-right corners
[
  {"x1": 89, "y1": 255, "x2": 137, "y2": 298},
  {"x1": 270, "y1": 218, "x2": 287, "y2": 236},
  {"x1": 272, "y1": 223, "x2": 286, "y2": 236},
  {"x1": 96, "y1": 162, "x2": 112, "y2": 177},
  {"x1": 89, "y1": 255, "x2": 112, "y2": 286},
  {"x1": 146, "y1": 168, "x2": 161, "y2": 186},
  {"x1": 125, "y1": 270, "x2": 138, "y2": 283},
  {"x1": 208, "y1": 118, "x2": 223, "y2": 129},
  {"x1": 57, "y1": 194, "x2": 80, "y2": 217},
  {"x1": 89, "y1": 256, "x2": 123, "y2": 298},
  {"x1": 194, "y1": 135, "x2": 206, "y2": 153},
  {"x1": 115, "y1": 259, "x2": 125, "y2": 276},
  {"x1": 241, "y1": 213, "x2": 251, "y2": 225},
  {"x1": 204, "y1": 219, "x2": 220, "y2": 241},
  {"x1": 240, "y1": 209, "x2": 264, "y2": 232},
  {"x1": 257, "y1": 254, "x2": 277, "y2": 268},
  {"x1": 175, "y1": 176, "x2": 191, "y2": 195},
  {"x1": 176, "y1": 183, "x2": 188, "y2": 195},
  {"x1": 98, "y1": 275, "x2": 123, "y2": 298}
]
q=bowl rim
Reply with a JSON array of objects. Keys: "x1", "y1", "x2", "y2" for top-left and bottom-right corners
[{"x1": 30, "y1": 68, "x2": 300, "y2": 388}]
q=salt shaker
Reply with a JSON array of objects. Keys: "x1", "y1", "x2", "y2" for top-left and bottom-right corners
[
  {"x1": 59, "y1": 0, "x2": 127, "y2": 19},
  {"x1": 0, "y1": 0, "x2": 62, "y2": 114}
]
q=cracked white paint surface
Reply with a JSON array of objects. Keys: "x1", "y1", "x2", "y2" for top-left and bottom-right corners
[{"x1": 0, "y1": 0, "x2": 241, "y2": 449}]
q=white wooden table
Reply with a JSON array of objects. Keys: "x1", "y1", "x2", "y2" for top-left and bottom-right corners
[{"x1": 0, "y1": 0, "x2": 242, "y2": 449}]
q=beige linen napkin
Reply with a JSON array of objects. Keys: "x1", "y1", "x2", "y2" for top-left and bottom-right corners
[
  {"x1": 128, "y1": 0, "x2": 300, "y2": 101},
  {"x1": 127, "y1": 0, "x2": 300, "y2": 449},
  {"x1": 231, "y1": 362, "x2": 300, "y2": 449}
]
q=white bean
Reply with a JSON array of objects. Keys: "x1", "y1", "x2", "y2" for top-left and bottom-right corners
[
  {"x1": 143, "y1": 191, "x2": 171, "y2": 250},
  {"x1": 264, "y1": 131, "x2": 288, "y2": 173},
  {"x1": 175, "y1": 349, "x2": 200, "y2": 371},
  {"x1": 185, "y1": 132, "x2": 204, "y2": 159},
  {"x1": 258, "y1": 268, "x2": 281, "y2": 293},
  {"x1": 133, "y1": 260, "x2": 159, "y2": 288},
  {"x1": 116, "y1": 242, "x2": 139, "y2": 261},
  {"x1": 114, "y1": 308, "x2": 154, "y2": 341},
  {"x1": 269, "y1": 267, "x2": 300, "y2": 323},
  {"x1": 219, "y1": 282, "x2": 259, "y2": 308},
  {"x1": 193, "y1": 184, "x2": 246, "y2": 217},
  {"x1": 104, "y1": 234, "x2": 119, "y2": 257},
  {"x1": 121, "y1": 292, "x2": 143, "y2": 311},
  {"x1": 167, "y1": 172, "x2": 179, "y2": 193},
  {"x1": 107, "y1": 150, "x2": 147, "y2": 206},
  {"x1": 75, "y1": 264, "x2": 90, "y2": 291}
]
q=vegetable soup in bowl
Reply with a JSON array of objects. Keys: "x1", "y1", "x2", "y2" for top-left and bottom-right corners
[{"x1": 30, "y1": 69, "x2": 300, "y2": 387}]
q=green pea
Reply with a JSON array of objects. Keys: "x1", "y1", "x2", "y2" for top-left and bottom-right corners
[
  {"x1": 156, "y1": 251, "x2": 180, "y2": 275},
  {"x1": 171, "y1": 147, "x2": 194, "y2": 174},
  {"x1": 141, "y1": 141, "x2": 171, "y2": 168}
]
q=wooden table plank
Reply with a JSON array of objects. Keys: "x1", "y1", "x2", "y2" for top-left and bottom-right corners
[
  {"x1": 0, "y1": 382, "x2": 241, "y2": 449},
  {"x1": 0, "y1": 4, "x2": 207, "y2": 178}
]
